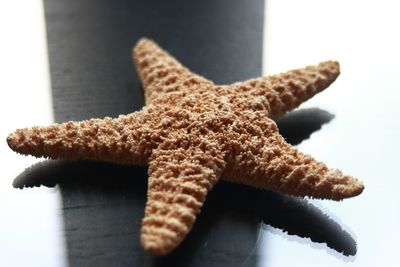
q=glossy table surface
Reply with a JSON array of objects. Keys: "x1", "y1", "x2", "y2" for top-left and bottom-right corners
[{"x1": 1, "y1": 0, "x2": 399, "y2": 266}]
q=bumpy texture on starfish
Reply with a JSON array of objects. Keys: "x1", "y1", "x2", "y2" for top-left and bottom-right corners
[{"x1": 7, "y1": 38, "x2": 364, "y2": 256}]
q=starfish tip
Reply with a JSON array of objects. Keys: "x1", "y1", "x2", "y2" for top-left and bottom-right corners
[
  {"x1": 319, "y1": 60, "x2": 341, "y2": 76},
  {"x1": 141, "y1": 235, "x2": 174, "y2": 256},
  {"x1": 330, "y1": 176, "x2": 365, "y2": 200},
  {"x1": 6, "y1": 130, "x2": 22, "y2": 152},
  {"x1": 351, "y1": 180, "x2": 365, "y2": 196},
  {"x1": 134, "y1": 37, "x2": 155, "y2": 52}
]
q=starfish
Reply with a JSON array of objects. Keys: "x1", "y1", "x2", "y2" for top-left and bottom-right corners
[{"x1": 7, "y1": 38, "x2": 364, "y2": 256}]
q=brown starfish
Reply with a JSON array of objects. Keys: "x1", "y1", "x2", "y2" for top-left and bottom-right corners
[{"x1": 7, "y1": 38, "x2": 364, "y2": 256}]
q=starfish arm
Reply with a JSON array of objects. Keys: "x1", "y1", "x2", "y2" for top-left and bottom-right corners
[
  {"x1": 133, "y1": 38, "x2": 213, "y2": 104},
  {"x1": 230, "y1": 61, "x2": 340, "y2": 117},
  {"x1": 223, "y1": 132, "x2": 363, "y2": 200},
  {"x1": 6, "y1": 111, "x2": 154, "y2": 165},
  {"x1": 141, "y1": 142, "x2": 225, "y2": 255}
]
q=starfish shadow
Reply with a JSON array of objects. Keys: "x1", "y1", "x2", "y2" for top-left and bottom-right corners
[
  {"x1": 13, "y1": 158, "x2": 356, "y2": 266},
  {"x1": 275, "y1": 108, "x2": 334, "y2": 145}
]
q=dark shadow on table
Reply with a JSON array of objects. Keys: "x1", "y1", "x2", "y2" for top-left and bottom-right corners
[
  {"x1": 275, "y1": 108, "x2": 334, "y2": 145},
  {"x1": 14, "y1": 140, "x2": 356, "y2": 267}
]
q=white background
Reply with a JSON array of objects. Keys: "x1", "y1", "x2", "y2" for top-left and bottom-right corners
[
  {"x1": 260, "y1": 0, "x2": 400, "y2": 266},
  {"x1": 0, "y1": 1, "x2": 66, "y2": 267}
]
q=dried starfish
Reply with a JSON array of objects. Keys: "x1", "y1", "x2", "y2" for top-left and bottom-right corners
[{"x1": 7, "y1": 38, "x2": 364, "y2": 256}]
